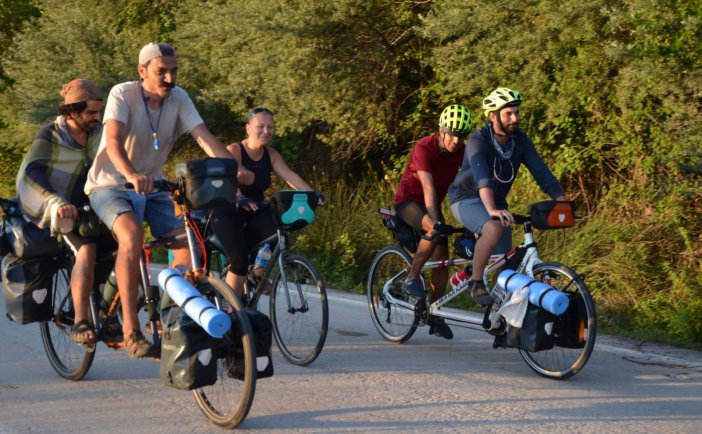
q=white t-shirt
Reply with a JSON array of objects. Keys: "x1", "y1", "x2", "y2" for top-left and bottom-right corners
[{"x1": 85, "y1": 81, "x2": 204, "y2": 193}]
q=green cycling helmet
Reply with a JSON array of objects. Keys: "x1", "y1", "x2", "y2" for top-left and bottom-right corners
[
  {"x1": 482, "y1": 87, "x2": 523, "y2": 117},
  {"x1": 439, "y1": 104, "x2": 473, "y2": 136}
]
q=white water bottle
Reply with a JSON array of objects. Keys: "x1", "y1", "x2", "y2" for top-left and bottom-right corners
[
  {"x1": 253, "y1": 243, "x2": 272, "y2": 278},
  {"x1": 449, "y1": 268, "x2": 471, "y2": 291}
]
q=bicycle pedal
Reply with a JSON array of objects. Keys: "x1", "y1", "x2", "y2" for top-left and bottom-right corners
[{"x1": 104, "y1": 340, "x2": 124, "y2": 350}]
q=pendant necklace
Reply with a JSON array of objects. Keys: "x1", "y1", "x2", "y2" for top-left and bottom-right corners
[
  {"x1": 493, "y1": 158, "x2": 515, "y2": 183},
  {"x1": 488, "y1": 122, "x2": 515, "y2": 183},
  {"x1": 141, "y1": 86, "x2": 163, "y2": 150}
]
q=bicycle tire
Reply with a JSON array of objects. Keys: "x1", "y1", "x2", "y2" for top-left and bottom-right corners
[
  {"x1": 192, "y1": 276, "x2": 257, "y2": 429},
  {"x1": 519, "y1": 261, "x2": 596, "y2": 380},
  {"x1": 269, "y1": 253, "x2": 328, "y2": 366},
  {"x1": 366, "y1": 245, "x2": 419, "y2": 343},
  {"x1": 39, "y1": 263, "x2": 95, "y2": 381}
]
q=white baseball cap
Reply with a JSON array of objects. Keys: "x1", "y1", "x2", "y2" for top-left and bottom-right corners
[{"x1": 138, "y1": 42, "x2": 176, "y2": 65}]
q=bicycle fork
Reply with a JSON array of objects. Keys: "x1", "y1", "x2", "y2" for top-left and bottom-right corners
[{"x1": 277, "y1": 250, "x2": 309, "y2": 314}]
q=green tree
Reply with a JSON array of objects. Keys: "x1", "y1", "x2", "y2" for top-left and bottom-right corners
[
  {"x1": 0, "y1": 0, "x2": 182, "y2": 197},
  {"x1": 174, "y1": 0, "x2": 433, "y2": 165},
  {"x1": 423, "y1": 0, "x2": 702, "y2": 344},
  {"x1": 0, "y1": 0, "x2": 40, "y2": 86}
]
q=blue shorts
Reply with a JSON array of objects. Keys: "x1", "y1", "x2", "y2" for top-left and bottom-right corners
[
  {"x1": 89, "y1": 188, "x2": 183, "y2": 238},
  {"x1": 450, "y1": 197, "x2": 512, "y2": 254}
]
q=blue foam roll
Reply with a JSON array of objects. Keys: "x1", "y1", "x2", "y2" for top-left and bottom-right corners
[
  {"x1": 496, "y1": 269, "x2": 569, "y2": 316},
  {"x1": 525, "y1": 280, "x2": 570, "y2": 316},
  {"x1": 158, "y1": 268, "x2": 232, "y2": 338},
  {"x1": 496, "y1": 270, "x2": 532, "y2": 292}
]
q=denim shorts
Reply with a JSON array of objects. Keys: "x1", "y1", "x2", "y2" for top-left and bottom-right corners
[
  {"x1": 89, "y1": 188, "x2": 183, "y2": 238},
  {"x1": 450, "y1": 197, "x2": 512, "y2": 254}
]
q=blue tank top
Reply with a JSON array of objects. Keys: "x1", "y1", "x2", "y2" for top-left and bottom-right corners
[{"x1": 238, "y1": 142, "x2": 272, "y2": 202}]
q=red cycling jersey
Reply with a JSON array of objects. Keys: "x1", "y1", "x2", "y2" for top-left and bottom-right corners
[{"x1": 394, "y1": 134, "x2": 464, "y2": 206}]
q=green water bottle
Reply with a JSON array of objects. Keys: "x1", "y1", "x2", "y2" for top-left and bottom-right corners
[{"x1": 102, "y1": 270, "x2": 118, "y2": 308}]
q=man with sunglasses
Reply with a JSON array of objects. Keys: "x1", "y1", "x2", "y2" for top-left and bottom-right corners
[
  {"x1": 393, "y1": 104, "x2": 474, "y2": 340},
  {"x1": 84, "y1": 42, "x2": 253, "y2": 358}
]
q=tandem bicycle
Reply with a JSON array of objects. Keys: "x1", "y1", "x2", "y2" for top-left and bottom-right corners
[{"x1": 366, "y1": 200, "x2": 596, "y2": 380}]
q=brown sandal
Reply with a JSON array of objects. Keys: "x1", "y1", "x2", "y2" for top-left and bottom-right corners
[
  {"x1": 71, "y1": 320, "x2": 97, "y2": 347},
  {"x1": 124, "y1": 329, "x2": 153, "y2": 358}
]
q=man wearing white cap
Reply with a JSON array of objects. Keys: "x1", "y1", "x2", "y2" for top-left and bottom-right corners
[{"x1": 85, "y1": 43, "x2": 252, "y2": 358}]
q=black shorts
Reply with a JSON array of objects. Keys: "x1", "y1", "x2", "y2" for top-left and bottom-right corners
[{"x1": 394, "y1": 201, "x2": 448, "y2": 246}]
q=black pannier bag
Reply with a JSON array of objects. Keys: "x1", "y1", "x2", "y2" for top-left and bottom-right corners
[
  {"x1": 493, "y1": 303, "x2": 556, "y2": 352},
  {"x1": 160, "y1": 305, "x2": 218, "y2": 390},
  {"x1": 174, "y1": 157, "x2": 238, "y2": 210},
  {"x1": 1, "y1": 204, "x2": 63, "y2": 259},
  {"x1": 553, "y1": 293, "x2": 589, "y2": 348},
  {"x1": 2, "y1": 253, "x2": 55, "y2": 324},
  {"x1": 226, "y1": 307, "x2": 274, "y2": 380}
]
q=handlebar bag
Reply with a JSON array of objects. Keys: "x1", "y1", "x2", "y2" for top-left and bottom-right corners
[
  {"x1": 528, "y1": 200, "x2": 576, "y2": 230},
  {"x1": 225, "y1": 307, "x2": 274, "y2": 380},
  {"x1": 175, "y1": 158, "x2": 238, "y2": 210},
  {"x1": 270, "y1": 190, "x2": 317, "y2": 231},
  {"x1": 160, "y1": 304, "x2": 218, "y2": 390},
  {"x1": 2, "y1": 253, "x2": 55, "y2": 324}
]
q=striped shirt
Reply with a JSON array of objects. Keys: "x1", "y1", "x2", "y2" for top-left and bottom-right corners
[{"x1": 16, "y1": 116, "x2": 102, "y2": 233}]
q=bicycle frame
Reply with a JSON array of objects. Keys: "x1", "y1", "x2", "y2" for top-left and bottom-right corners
[{"x1": 380, "y1": 220, "x2": 543, "y2": 326}]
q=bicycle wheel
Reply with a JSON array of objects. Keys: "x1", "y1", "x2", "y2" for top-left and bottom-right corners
[
  {"x1": 192, "y1": 276, "x2": 256, "y2": 429},
  {"x1": 269, "y1": 253, "x2": 328, "y2": 366},
  {"x1": 366, "y1": 245, "x2": 419, "y2": 343},
  {"x1": 39, "y1": 263, "x2": 95, "y2": 381},
  {"x1": 520, "y1": 262, "x2": 596, "y2": 380}
]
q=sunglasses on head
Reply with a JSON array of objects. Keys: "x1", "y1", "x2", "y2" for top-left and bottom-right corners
[{"x1": 247, "y1": 107, "x2": 273, "y2": 122}]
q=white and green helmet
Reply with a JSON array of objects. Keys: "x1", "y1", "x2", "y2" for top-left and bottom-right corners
[
  {"x1": 482, "y1": 87, "x2": 523, "y2": 118},
  {"x1": 439, "y1": 104, "x2": 474, "y2": 136}
]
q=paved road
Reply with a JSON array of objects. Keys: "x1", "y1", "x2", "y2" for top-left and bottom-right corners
[{"x1": 1, "y1": 288, "x2": 701, "y2": 433}]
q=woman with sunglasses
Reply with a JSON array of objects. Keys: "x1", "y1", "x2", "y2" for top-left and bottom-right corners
[{"x1": 210, "y1": 108, "x2": 323, "y2": 296}]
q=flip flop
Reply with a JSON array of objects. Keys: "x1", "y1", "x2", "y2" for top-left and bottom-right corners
[{"x1": 71, "y1": 319, "x2": 97, "y2": 346}]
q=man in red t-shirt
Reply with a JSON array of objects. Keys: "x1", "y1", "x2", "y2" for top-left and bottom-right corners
[{"x1": 393, "y1": 104, "x2": 473, "y2": 340}]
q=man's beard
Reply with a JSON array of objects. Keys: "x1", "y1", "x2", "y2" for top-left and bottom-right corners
[{"x1": 75, "y1": 118, "x2": 98, "y2": 133}]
